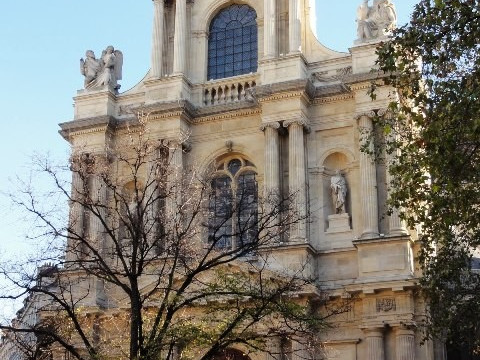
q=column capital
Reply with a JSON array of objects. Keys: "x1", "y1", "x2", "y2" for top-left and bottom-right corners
[
  {"x1": 355, "y1": 110, "x2": 377, "y2": 121},
  {"x1": 283, "y1": 118, "x2": 309, "y2": 129},
  {"x1": 394, "y1": 322, "x2": 416, "y2": 333},
  {"x1": 260, "y1": 121, "x2": 281, "y2": 131},
  {"x1": 377, "y1": 108, "x2": 394, "y2": 119},
  {"x1": 162, "y1": 139, "x2": 183, "y2": 150}
]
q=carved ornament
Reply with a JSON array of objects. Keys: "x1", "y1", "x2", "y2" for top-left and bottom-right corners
[
  {"x1": 376, "y1": 298, "x2": 396, "y2": 313},
  {"x1": 259, "y1": 122, "x2": 281, "y2": 131}
]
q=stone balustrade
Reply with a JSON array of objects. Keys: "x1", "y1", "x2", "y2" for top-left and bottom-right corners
[{"x1": 203, "y1": 75, "x2": 257, "y2": 106}]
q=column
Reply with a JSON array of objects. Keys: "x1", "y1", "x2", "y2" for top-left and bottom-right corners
[
  {"x1": 284, "y1": 119, "x2": 307, "y2": 241},
  {"x1": 89, "y1": 173, "x2": 108, "y2": 256},
  {"x1": 358, "y1": 113, "x2": 379, "y2": 238},
  {"x1": 264, "y1": 0, "x2": 277, "y2": 58},
  {"x1": 384, "y1": 129, "x2": 408, "y2": 236},
  {"x1": 364, "y1": 327, "x2": 385, "y2": 360},
  {"x1": 261, "y1": 122, "x2": 281, "y2": 197},
  {"x1": 173, "y1": 0, "x2": 187, "y2": 75},
  {"x1": 289, "y1": 0, "x2": 301, "y2": 53},
  {"x1": 88, "y1": 165, "x2": 109, "y2": 306},
  {"x1": 265, "y1": 337, "x2": 281, "y2": 360},
  {"x1": 67, "y1": 170, "x2": 85, "y2": 262},
  {"x1": 291, "y1": 340, "x2": 308, "y2": 360},
  {"x1": 387, "y1": 163, "x2": 408, "y2": 236},
  {"x1": 145, "y1": 147, "x2": 161, "y2": 253},
  {"x1": 165, "y1": 140, "x2": 183, "y2": 227},
  {"x1": 151, "y1": 0, "x2": 165, "y2": 78},
  {"x1": 261, "y1": 122, "x2": 281, "y2": 239},
  {"x1": 395, "y1": 326, "x2": 416, "y2": 360}
]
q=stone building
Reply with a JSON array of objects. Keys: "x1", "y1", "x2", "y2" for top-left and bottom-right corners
[{"x1": 2, "y1": 0, "x2": 448, "y2": 359}]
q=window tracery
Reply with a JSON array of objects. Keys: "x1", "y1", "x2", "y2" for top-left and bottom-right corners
[{"x1": 208, "y1": 157, "x2": 258, "y2": 250}]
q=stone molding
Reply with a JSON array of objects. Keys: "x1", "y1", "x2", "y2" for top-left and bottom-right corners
[
  {"x1": 59, "y1": 116, "x2": 117, "y2": 140},
  {"x1": 194, "y1": 108, "x2": 261, "y2": 124},
  {"x1": 256, "y1": 78, "x2": 315, "y2": 101},
  {"x1": 312, "y1": 93, "x2": 354, "y2": 105}
]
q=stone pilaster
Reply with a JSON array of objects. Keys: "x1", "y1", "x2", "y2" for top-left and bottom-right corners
[
  {"x1": 264, "y1": 0, "x2": 277, "y2": 58},
  {"x1": 151, "y1": 0, "x2": 165, "y2": 78},
  {"x1": 173, "y1": 0, "x2": 187, "y2": 74},
  {"x1": 289, "y1": 0, "x2": 301, "y2": 53},
  {"x1": 284, "y1": 119, "x2": 307, "y2": 242},
  {"x1": 364, "y1": 327, "x2": 385, "y2": 360},
  {"x1": 380, "y1": 110, "x2": 408, "y2": 236},
  {"x1": 89, "y1": 173, "x2": 108, "y2": 255},
  {"x1": 265, "y1": 337, "x2": 281, "y2": 360},
  {"x1": 357, "y1": 112, "x2": 379, "y2": 238},
  {"x1": 395, "y1": 326, "x2": 416, "y2": 360},
  {"x1": 145, "y1": 147, "x2": 161, "y2": 252},
  {"x1": 387, "y1": 188, "x2": 408, "y2": 236},
  {"x1": 88, "y1": 162, "x2": 109, "y2": 306},
  {"x1": 291, "y1": 340, "x2": 308, "y2": 360},
  {"x1": 67, "y1": 170, "x2": 85, "y2": 262},
  {"x1": 165, "y1": 140, "x2": 183, "y2": 225}
]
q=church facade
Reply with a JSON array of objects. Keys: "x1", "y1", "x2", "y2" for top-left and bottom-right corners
[
  {"x1": 2, "y1": 1, "x2": 448, "y2": 359},
  {"x1": 62, "y1": 0, "x2": 441, "y2": 359}
]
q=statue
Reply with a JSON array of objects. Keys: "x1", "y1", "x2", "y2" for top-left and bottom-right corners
[
  {"x1": 356, "y1": 0, "x2": 397, "y2": 42},
  {"x1": 330, "y1": 170, "x2": 347, "y2": 214},
  {"x1": 80, "y1": 50, "x2": 101, "y2": 88},
  {"x1": 80, "y1": 46, "x2": 123, "y2": 92}
]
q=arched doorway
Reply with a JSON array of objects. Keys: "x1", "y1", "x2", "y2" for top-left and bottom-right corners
[{"x1": 212, "y1": 348, "x2": 251, "y2": 360}]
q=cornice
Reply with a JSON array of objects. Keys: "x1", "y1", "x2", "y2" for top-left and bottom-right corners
[
  {"x1": 312, "y1": 93, "x2": 354, "y2": 105},
  {"x1": 256, "y1": 79, "x2": 315, "y2": 102},
  {"x1": 194, "y1": 100, "x2": 259, "y2": 119},
  {"x1": 315, "y1": 83, "x2": 352, "y2": 98},
  {"x1": 193, "y1": 107, "x2": 261, "y2": 124},
  {"x1": 258, "y1": 52, "x2": 308, "y2": 66},
  {"x1": 352, "y1": 235, "x2": 412, "y2": 247},
  {"x1": 131, "y1": 99, "x2": 196, "y2": 121},
  {"x1": 344, "y1": 71, "x2": 387, "y2": 85},
  {"x1": 59, "y1": 116, "x2": 117, "y2": 140}
]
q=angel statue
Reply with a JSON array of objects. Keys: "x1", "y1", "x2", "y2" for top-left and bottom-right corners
[
  {"x1": 80, "y1": 46, "x2": 123, "y2": 92},
  {"x1": 356, "y1": 0, "x2": 397, "y2": 42},
  {"x1": 330, "y1": 170, "x2": 347, "y2": 215}
]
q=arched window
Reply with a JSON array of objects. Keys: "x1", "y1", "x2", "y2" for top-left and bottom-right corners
[
  {"x1": 208, "y1": 157, "x2": 258, "y2": 250},
  {"x1": 207, "y1": 4, "x2": 258, "y2": 80}
]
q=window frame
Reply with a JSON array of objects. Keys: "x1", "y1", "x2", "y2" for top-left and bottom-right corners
[{"x1": 207, "y1": 4, "x2": 258, "y2": 81}]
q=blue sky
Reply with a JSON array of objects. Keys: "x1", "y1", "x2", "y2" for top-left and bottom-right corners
[{"x1": 0, "y1": 0, "x2": 418, "y2": 289}]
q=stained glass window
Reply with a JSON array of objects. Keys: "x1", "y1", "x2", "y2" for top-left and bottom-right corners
[{"x1": 207, "y1": 5, "x2": 258, "y2": 80}]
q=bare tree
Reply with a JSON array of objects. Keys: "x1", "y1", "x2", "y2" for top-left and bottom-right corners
[{"x1": 0, "y1": 115, "x2": 350, "y2": 360}]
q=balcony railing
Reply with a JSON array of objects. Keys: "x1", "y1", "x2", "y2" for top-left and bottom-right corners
[{"x1": 203, "y1": 74, "x2": 258, "y2": 106}]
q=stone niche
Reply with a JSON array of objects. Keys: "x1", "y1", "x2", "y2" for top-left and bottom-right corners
[{"x1": 322, "y1": 152, "x2": 352, "y2": 234}]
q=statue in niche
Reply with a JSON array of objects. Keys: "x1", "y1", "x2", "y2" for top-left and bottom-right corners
[
  {"x1": 356, "y1": 0, "x2": 397, "y2": 42},
  {"x1": 80, "y1": 46, "x2": 123, "y2": 92},
  {"x1": 330, "y1": 170, "x2": 347, "y2": 214}
]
